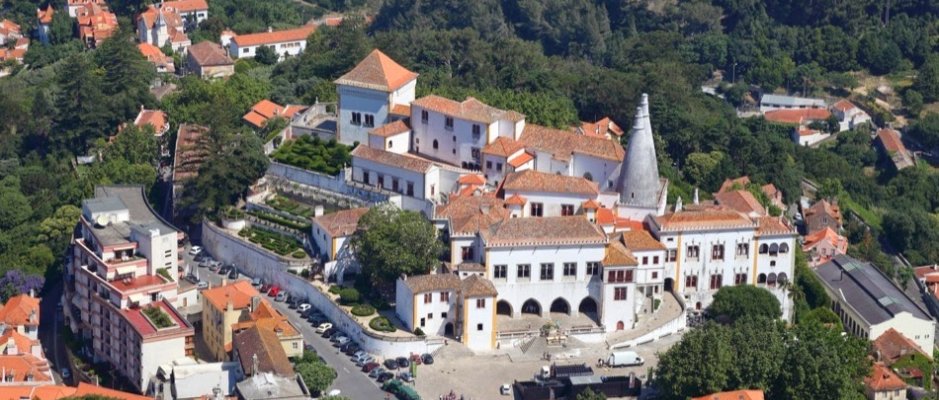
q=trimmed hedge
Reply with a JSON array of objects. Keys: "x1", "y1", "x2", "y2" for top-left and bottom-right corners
[
  {"x1": 328, "y1": 285, "x2": 342, "y2": 295},
  {"x1": 351, "y1": 304, "x2": 376, "y2": 317},
  {"x1": 239, "y1": 227, "x2": 302, "y2": 256},
  {"x1": 248, "y1": 209, "x2": 311, "y2": 231},
  {"x1": 292, "y1": 250, "x2": 307, "y2": 259},
  {"x1": 413, "y1": 327, "x2": 425, "y2": 337},
  {"x1": 369, "y1": 316, "x2": 396, "y2": 332},
  {"x1": 338, "y1": 288, "x2": 360, "y2": 305}
]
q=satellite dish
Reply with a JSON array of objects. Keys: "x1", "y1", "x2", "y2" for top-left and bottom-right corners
[{"x1": 95, "y1": 215, "x2": 108, "y2": 227}]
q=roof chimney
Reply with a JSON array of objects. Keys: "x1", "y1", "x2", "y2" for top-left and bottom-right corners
[
  {"x1": 693, "y1": 188, "x2": 699, "y2": 205},
  {"x1": 250, "y1": 295, "x2": 261, "y2": 312},
  {"x1": 675, "y1": 196, "x2": 683, "y2": 212},
  {"x1": 267, "y1": 26, "x2": 273, "y2": 33}
]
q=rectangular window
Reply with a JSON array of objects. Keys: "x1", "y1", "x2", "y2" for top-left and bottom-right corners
[
  {"x1": 586, "y1": 262, "x2": 601, "y2": 275},
  {"x1": 476, "y1": 299, "x2": 485, "y2": 308},
  {"x1": 496, "y1": 162, "x2": 503, "y2": 171},
  {"x1": 362, "y1": 171, "x2": 370, "y2": 184},
  {"x1": 625, "y1": 269, "x2": 634, "y2": 282},
  {"x1": 423, "y1": 293, "x2": 432, "y2": 304},
  {"x1": 461, "y1": 246, "x2": 474, "y2": 261},
  {"x1": 709, "y1": 274, "x2": 723, "y2": 290},
  {"x1": 736, "y1": 243, "x2": 749, "y2": 256},
  {"x1": 471, "y1": 147, "x2": 481, "y2": 161},
  {"x1": 364, "y1": 114, "x2": 375, "y2": 128},
  {"x1": 687, "y1": 245, "x2": 700, "y2": 259},
  {"x1": 653, "y1": 256, "x2": 660, "y2": 264},
  {"x1": 667, "y1": 249, "x2": 677, "y2": 262},
  {"x1": 440, "y1": 292, "x2": 450, "y2": 302},
  {"x1": 652, "y1": 272, "x2": 658, "y2": 279},
  {"x1": 392, "y1": 178, "x2": 400, "y2": 192},
  {"x1": 351, "y1": 112, "x2": 361, "y2": 126},
  {"x1": 486, "y1": 161, "x2": 492, "y2": 170},
  {"x1": 561, "y1": 204, "x2": 574, "y2": 216},
  {"x1": 685, "y1": 275, "x2": 698, "y2": 288},
  {"x1": 427, "y1": 312, "x2": 433, "y2": 320},
  {"x1": 441, "y1": 312, "x2": 447, "y2": 319},
  {"x1": 472, "y1": 124, "x2": 481, "y2": 139},
  {"x1": 734, "y1": 273, "x2": 747, "y2": 285},
  {"x1": 563, "y1": 262, "x2": 576, "y2": 277},
  {"x1": 477, "y1": 323, "x2": 484, "y2": 331},
  {"x1": 517, "y1": 264, "x2": 530, "y2": 279},
  {"x1": 406, "y1": 182, "x2": 414, "y2": 196},
  {"x1": 445, "y1": 117, "x2": 454, "y2": 130},
  {"x1": 377, "y1": 175, "x2": 384, "y2": 188},
  {"x1": 530, "y1": 203, "x2": 544, "y2": 217},
  {"x1": 494, "y1": 265, "x2": 507, "y2": 279},
  {"x1": 421, "y1": 110, "x2": 429, "y2": 123},
  {"x1": 642, "y1": 256, "x2": 649, "y2": 265},
  {"x1": 420, "y1": 318, "x2": 425, "y2": 327},
  {"x1": 540, "y1": 263, "x2": 554, "y2": 280},
  {"x1": 614, "y1": 287, "x2": 627, "y2": 301},
  {"x1": 712, "y1": 244, "x2": 724, "y2": 260}
]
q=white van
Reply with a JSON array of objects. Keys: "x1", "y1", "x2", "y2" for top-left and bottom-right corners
[{"x1": 608, "y1": 351, "x2": 644, "y2": 367}]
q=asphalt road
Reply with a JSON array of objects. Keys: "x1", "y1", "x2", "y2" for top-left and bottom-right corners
[{"x1": 38, "y1": 279, "x2": 67, "y2": 384}]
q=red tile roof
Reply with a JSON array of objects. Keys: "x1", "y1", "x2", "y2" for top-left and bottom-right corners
[
  {"x1": 233, "y1": 326, "x2": 295, "y2": 377},
  {"x1": 581, "y1": 199, "x2": 601, "y2": 209},
  {"x1": 202, "y1": 281, "x2": 261, "y2": 312},
  {"x1": 138, "y1": 43, "x2": 174, "y2": 68},
  {"x1": 0, "y1": 295, "x2": 39, "y2": 327},
  {"x1": 873, "y1": 328, "x2": 929, "y2": 364},
  {"x1": 187, "y1": 41, "x2": 233, "y2": 67},
  {"x1": 653, "y1": 209, "x2": 756, "y2": 232},
  {"x1": 134, "y1": 108, "x2": 168, "y2": 135},
  {"x1": 412, "y1": 95, "x2": 524, "y2": 125},
  {"x1": 504, "y1": 194, "x2": 527, "y2": 206},
  {"x1": 833, "y1": 99, "x2": 856, "y2": 112},
  {"x1": 0, "y1": 329, "x2": 37, "y2": 355},
  {"x1": 577, "y1": 117, "x2": 624, "y2": 137},
  {"x1": 232, "y1": 25, "x2": 316, "y2": 47},
  {"x1": 877, "y1": 128, "x2": 907, "y2": 154},
  {"x1": 713, "y1": 190, "x2": 765, "y2": 215},
  {"x1": 482, "y1": 136, "x2": 526, "y2": 157},
  {"x1": 390, "y1": 103, "x2": 410, "y2": 116},
  {"x1": 603, "y1": 238, "x2": 637, "y2": 266},
  {"x1": 458, "y1": 174, "x2": 486, "y2": 185},
  {"x1": 755, "y1": 216, "x2": 795, "y2": 236},
  {"x1": 717, "y1": 176, "x2": 750, "y2": 193},
  {"x1": 764, "y1": 108, "x2": 831, "y2": 124},
  {"x1": 109, "y1": 274, "x2": 169, "y2": 292},
  {"x1": 865, "y1": 362, "x2": 907, "y2": 392},
  {"x1": 520, "y1": 124, "x2": 624, "y2": 162},
  {"x1": 434, "y1": 195, "x2": 508, "y2": 235},
  {"x1": 0, "y1": 383, "x2": 151, "y2": 400},
  {"x1": 692, "y1": 390, "x2": 764, "y2": 400},
  {"x1": 351, "y1": 144, "x2": 434, "y2": 173},
  {"x1": 312, "y1": 207, "x2": 369, "y2": 237},
  {"x1": 619, "y1": 229, "x2": 666, "y2": 251},
  {"x1": 0, "y1": 354, "x2": 51, "y2": 383},
  {"x1": 482, "y1": 216, "x2": 607, "y2": 247},
  {"x1": 37, "y1": 6, "x2": 54, "y2": 24},
  {"x1": 803, "y1": 227, "x2": 847, "y2": 250},
  {"x1": 369, "y1": 120, "x2": 411, "y2": 137},
  {"x1": 507, "y1": 152, "x2": 534, "y2": 168},
  {"x1": 0, "y1": 19, "x2": 21, "y2": 36},
  {"x1": 334, "y1": 49, "x2": 418, "y2": 92},
  {"x1": 76, "y1": 4, "x2": 118, "y2": 45},
  {"x1": 501, "y1": 169, "x2": 598, "y2": 196},
  {"x1": 161, "y1": 0, "x2": 208, "y2": 12},
  {"x1": 173, "y1": 123, "x2": 209, "y2": 182},
  {"x1": 242, "y1": 99, "x2": 306, "y2": 128}
]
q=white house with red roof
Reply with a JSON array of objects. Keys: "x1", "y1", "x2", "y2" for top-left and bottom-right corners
[
  {"x1": 803, "y1": 226, "x2": 848, "y2": 267},
  {"x1": 66, "y1": 0, "x2": 106, "y2": 17},
  {"x1": 227, "y1": 25, "x2": 316, "y2": 61},
  {"x1": 136, "y1": 3, "x2": 192, "y2": 52},
  {"x1": 832, "y1": 99, "x2": 871, "y2": 132},
  {"x1": 242, "y1": 99, "x2": 307, "y2": 130},
  {"x1": 334, "y1": 49, "x2": 419, "y2": 146},
  {"x1": 0, "y1": 19, "x2": 23, "y2": 46}
]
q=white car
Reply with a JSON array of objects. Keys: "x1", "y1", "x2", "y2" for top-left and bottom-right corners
[
  {"x1": 298, "y1": 303, "x2": 312, "y2": 312},
  {"x1": 315, "y1": 322, "x2": 333, "y2": 333},
  {"x1": 334, "y1": 336, "x2": 350, "y2": 346},
  {"x1": 326, "y1": 389, "x2": 341, "y2": 397},
  {"x1": 500, "y1": 384, "x2": 511, "y2": 396},
  {"x1": 196, "y1": 281, "x2": 209, "y2": 290},
  {"x1": 188, "y1": 246, "x2": 202, "y2": 256}
]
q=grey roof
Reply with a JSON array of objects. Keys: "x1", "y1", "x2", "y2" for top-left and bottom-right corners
[
  {"x1": 814, "y1": 255, "x2": 930, "y2": 325},
  {"x1": 169, "y1": 361, "x2": 242, "y2": 398},
  {"x1": 94, "y1": 185, "x2": 177, "y2": 235},
  {"x1": 568, "y1": 375, "x2": 604, "y2": 386},
  {"x1": 617, "y1": 93, "x2": 662, "y2": 207},
  {"x1": 83, "y1": 197, "x2": 128, "y2": 214},
  {"x1": 760, "y1": 94, "x2": 826, "y2": 108},
  {"x1": 236, "y1": 373, "x2": 307, "y2": 400}
]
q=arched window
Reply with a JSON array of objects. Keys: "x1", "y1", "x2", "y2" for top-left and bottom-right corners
[
  {"x1": 758, "y1": 273, "x2": 767, "y2": 284},
  {"x1": 769, "y1": 243, "x2": 779, "y2": 256},
  {"x1": 759, "y1": 244, "x2": 768, "y2": 254},
  {"x1": 433, "y1": 139, "x2": 439, "y2": 149},
  {"x1": 778, "y1": 272, "x2": 789, "y2": 285},
  {"x1": 767, "y1": 273, "x2": 777, "y2": 287},
  {"x1": 583, "y1": 172, "x2": 593, "y2": 182},
  {"x1": 779, "y1": 243, "x2": 790, "y2": 253},
  {"x1": 387, "y1": 140, "x2": 393, "y2": 149}
]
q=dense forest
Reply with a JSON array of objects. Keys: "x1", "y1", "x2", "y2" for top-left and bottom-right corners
[{"x1": 2, "y1": 0, "x2": 939, "y2": 310}]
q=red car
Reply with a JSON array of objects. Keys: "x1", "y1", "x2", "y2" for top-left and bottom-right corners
[
  {"x1": 268, "y1": 286, "x2": 280, "y2": 297},
  {"x1": 361, "y1": 362, "x2": 380, "y2": 373}
]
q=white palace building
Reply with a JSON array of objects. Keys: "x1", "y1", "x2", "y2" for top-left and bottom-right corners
[{"x1": 325, "y1": 50, "x2": 797, "y2": 351}]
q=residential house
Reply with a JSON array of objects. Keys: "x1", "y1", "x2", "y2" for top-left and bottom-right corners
[
  {"x1": 200, "y1": 281, "x2": 263, "y2": 361},
  {"x1": 311, "y1": 207, "x2": 368, "y2": 264},
  {"x1": 65, "y1": 186, "x2": 194, "y2": 392},
  {"x1": 76, "y1": 4, "x2": 118, "y2": 48},
  {"x1": 154, "y1": 358, "x2": 243, "y2": 400},
  {"x1": 227, "y1": 25, "x2": 316, "y2": 61},
  {"x1": 717, "y1": 177, "x2": 784, "y2": 211},
  {"x1": 0, "y1": 37, "x2": 28, "y2": 64},
  {"x1": 0, "y1": 19, "x2": 22, "y2": 45},
  {"x1": 0, "y1": 294, "x2": 40, "y2": 339},
  {"x1": 66, "y1": 0, "x2": 106, "y2": 17},
  {"x1": 872, "y1": 328, "x2": 929, "y2": 366},
  {"x1": 0, "y1": 383, "x2": 153, "y2": 400},
  {"x1": 138, "y1": 43, "x2": 176, "y2": 73},
  {"x1": 833, "y1": 99, "x2": 872, "y2": 132},
  {"x1": 574, "y1": 117, "x2": 624, "y2": 140},
  {"x1": 692, "y1": 390, "x2": 764, "y2": 400},
  {"x1": 865, "y1": 363, "x2": 907, "y2": 400},
  {"x1": 334, "y1": 49, "x2": 419, "y2": 145},
  {"x1": 763, "y1": 108, "x2": 833, "y2": 146},
  {"x1": 134, "y1": 108, "x2": 170, "y2": 137},
  {"x1": 913, "y1": 264, "x2": 939, "y2": 309},
  {"x1": 802, "y1": 227, "x2": 848, "y2": 267},
  {"x1": 186, "y1": 41, "x2": 234, "y2": 79},
  {"x1": 231, "y1": 326, "x2": 294, "y2": 377},
  {"x1": 231, "y1": 300, "x2": 303, "y2": 359},
  {"x1": 814, "y1": 255, "x2": 935, "y2": 355},
  {"x1": 759, "y1": 94, "x2": 826, "y2": 112},
  {"x1": 242, "y1": 99, "x2": 307, "y2": 130},
  {"x1": 804, "y1": 199, "x2": 842, "y2": 234},
  {"x1": 150, "y1": 0, "x2": 208, "y2": 29},
  {"x1": 36, "y1": 6, "x2": 53, "y2": 44},
  {"x1": 136, "y1": 4, "x2": 191, "y2": 53},
  {"x1": 876, "y1": 128, "x2": 914, "y2": 170},
  {"x1": 395, "y1": 274, "x2": 497, "y2": 351},
  {"x1": 650, "y1": 209, "x2": 797, "y2": 316}
]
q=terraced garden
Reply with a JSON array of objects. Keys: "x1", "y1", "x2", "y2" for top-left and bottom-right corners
[{"x1": 239, "y1": 226, "x2": 307, "y2": 258}]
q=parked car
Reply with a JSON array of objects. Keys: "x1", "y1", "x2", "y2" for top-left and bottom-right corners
[
  {"x1": 218, "y1": 265, "x2": 231, "y2": 275},
  {"x1": 196, "y1": 281, "x2": 209, "y2": 290},
  {"x1": 383, "y1": 359, "x2": 398, "y2": 370},
  {"x1": 500, "y1": 384, "x2": 511, "y2": 396},
  {"x1": 185, "y1": 274, "x2": 199, "y2": 284},
  {"x1": 398, "y1": 372, "x2": 414, "y2": 383},
  {"x1": 368, "y1": 367, "x2": 385, "y2": 378},
  {"x1": 275, "y1": 292, "x2": 287, "y2": 302},
  {"x1": 326, "y1": 389, "x2": 341, "y2": 397},
  {"x1": 228, "y1": 269, "x2": 239, "y2": 279},
  {"x1": 194, "y1": 254, "x2": 207, "y2": 262},
  {"x1": 251, "y1": 277, "x2": 262, "y2": 287},
  {"x1": 268, "y1": 286, "x2": 280, "y2": 297},
  {"x1": 377, "y1": 372, "x2": 395, "y2": 383},
  {"x1": 342, "y1": 343, "x2": 360, "y2": 355},
  {"x1": 208, "y1": 263, "x2": 221, "y2": 272},
  {"x1": 188, "y1": 246, "x2": 202, "y2": 255},
  {"x1": 298, "y1": 303, "x2": 312, "y2": 313},
  {"x1": 355, "y1": 355, "x2": 374, "y2": 367},
  {"x1": 308, "y1": 315, "x2": 326, "y2": 326},
  {"x1": 321, "y1": 327, "x2": 336, "y2": 338},
  {"x1": 421, "y1": 353, "x2": 434, "y2": 365},
  {"x1": 396, "y1": 357, "x2": 410, "y2": 369},
  {"x1": 334, "y1": 336, "x2": 350, "y2": 346},
  {"x1": 361, "y1": 362, "x2": 380, "y2": 373},
  {"x1": 288, "y1": 298, "x2": 301, "y2": 309},
  {"x1": 315, "y1": 323, "x2": 332, "y2": 334},
  {"x1": 260, "y1": 284, "x2": 273, "y2": 293},
  {"x1": 353, "y1": 350, "x2": 367, "y2": 359}
]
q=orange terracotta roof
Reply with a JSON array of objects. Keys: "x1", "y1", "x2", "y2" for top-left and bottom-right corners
[
  {"x1": 764, "y1": 108, "x2": 831, "y2": 124},
  {"x1": 717, "y1": 176, "x2": 750, "y2": 193},
  {"x1": 202, "y1": 281, "x2": 260, "y2": 312},
  {"x1": 243, "y1": 112, "x2": 268, "y2": 129},
  {"x1": 482, "y1": 136, "x2": 526, "y2": 157},
  {"x1": 865, "y1": 363, "x2": 907, "y2": 392},
  {"x1": 877, "y1": 128, "x2": 907, "y2": 154},
  {"x1": 458, "y1": 174, "x2": 486, "y2": 185},
  {"x1": 577, "y1": 117, "x2": 624, "y2": 137},
  {"x1": 0, "y1": 354, "x2": 52, "y2": 383},
  {"x1": 369, "y1": 120, "x2": 411, "y2": 137},
  {"x1": 37, "y1": 6, "x2": 54, "y2": 24},
  {"x1": 520, "y1": 124, "x2": 624, "y2": 162},
  {"x1": 0, "y1": 295, "x2": 39, "y2": 327},
  {"x1": 603, "y1": 238, "x2": 638, "y2": 266},
  {"x1": 507, "y1": 152, "x2": 534, "y2": 168},
  {"x1": 504, "y1": 194, "x2": 527, "y2": 206},
  {"x1": 653, "y1": 209, "x2": 756, "y2": 232},
  {"x1": 434, "y1": 195, "x2": 508, "y2": 235},
  {"x1": 334, "y1": 49, "x2": 418, "y2": 92},
  {"x1": 833, "y1": 99, "x2": 856, "y2": 111},
  {"x1": 134, "y1": 109, "x2": 168, "y2": 135},
  {"x1": 0, "y1": 385, "x2": 76, "y2": 400},
  {"x1": 351, "y1": 144, "x2": 434, "y2": 173},
  {"x1": 755, "y1": 216, "x2": 795, "y2": 236},
  {"x1": 798, "y1": 127, "x2": 821, "y2": 137},
  {"x1": 482, "y1": 216, "x2": 607, "y2": 247},
  {"x1": 390, "y1": 103, "x2": 410, "y2": 116},
  {"x1": 233, "y1": 326, "x2": 295, "y2": 377},
  {"x1": 138, "y1": 42, "x2": 168, "y2": 61},
  {"x1": 160, "y1": 0, "x2": 208, "y2": 12},
  {"x1": 713, "y1": 190, "x2": 765, "y2": 215},
  {"x1": 761, "y1": 183, "x2": 779, "y2": 197},
  {"x1": 0, "y1": 329, "x2": 36, "y2": 354},
  {"x1": 412, "y1": 95, "x2": 525, "y2": 125},
  {"x1": 873, "y1": 328, "x2": 929, "y2": 364},
  {"x1": 596, "y1": 207, "x2": 614, "y2": 225},
  {"x1": 581, "y1": 199, "x2": 601, "y2": 209},
  {"x1": 501, "y1": 169, "x2": 598, "y2": 196},
  {"x1": 0, "y1": 19, "x2": 21, "y2": 36},
  {"x1": 692, "y1": 390, "x2": 764, "y2": 400},
  {"x1": 803, "y1": 227, "x2": 846, "y2": 249},
  {"x1": 312, "y1": 208, "x2": 369, "y2": 237},
  {"x1": 187, "y1": 41, "x2": 233, "y2": 67},
  {"x1": 232, "y1": 25, "x2": 316, "y2": 47},
  {"x1": 232, "y1": 299, "x2": 300, "y2": 338},
  {"x1": 619, "y1": 229, "x2": 666, "y2": 251}
]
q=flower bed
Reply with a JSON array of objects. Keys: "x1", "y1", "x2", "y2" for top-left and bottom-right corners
[
  {"x1": 142, "y1": 306, "x2": 175, "y2": 329},
  {"x1": 351, "y1": 304, "x2": 376, "y2": 317},
  {"x1": 240, "y1": 227, "x2": 304, "y2": 256},
  {"x1": 369, "y1": 316, "x2": 396, "y2": 332},
  {"x1": 267, "y1": 196, "x2": 316, "y2": 218}
]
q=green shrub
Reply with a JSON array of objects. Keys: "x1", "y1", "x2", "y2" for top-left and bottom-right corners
[
  {"x1": 339, "y1": 288, "x2": 360, "y2": 305},
  {"x1": 369, "y1": 316, "x2": 396, "y2": 332},
  {"x1": 156, "y1": 268, "x2": 174, "y2": 282},
  {"x1": 413, "y1": 327, "x2": 425, "y2": 336},
  {"x1": 292, "y1": 250, "x2": 306, "y2": 259},
  {"x1": 328, "y1": 285, "x2": 342, "y2": 295},
  {"x1": 351, "y1": 304, "x2": 376, "y2": 317},
  {"x1": 270, "y1": 136, "x2": 352, "y2": 176},
  {"x1": 142, "y1": 306, "x2": 175, "y2": 329}
]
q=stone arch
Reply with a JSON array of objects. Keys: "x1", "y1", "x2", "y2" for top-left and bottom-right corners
[
  {"x1": 496, "y1": 300, "x2": 513, "y2": 317},
  {"x1": 521, "y1": 299, "x2": 542, "y2": 316},
  {"x1": 769, "y1": 243, "x2": 779, "y2": 255},
  {"x1": 759, "y1": 244, "x2": 768, "y2": 254},
  {"x1": 549, "y1": 298, "x2": 571, "y2": 315},
  {"x1": 578, "y1": 297, "x2": 598, "y2": 314}
]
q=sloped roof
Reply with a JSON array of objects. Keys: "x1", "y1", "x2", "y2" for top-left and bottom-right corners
[
  {"x1": 232, "y1": 25, "x2": 316, "y2": 47},
  {"x1": 501, "y1": 169, "x2": 598, "y2": 196},
  {"x1": 833, "y1": 99, "x2": 856, "y2": 112},
  {"x1": 233, "y1": 326, "x2": 295, "y2": 377},
  {"x1": 461, "y1": 274, "x2": 497, "y2": 298},
  {"x1": 482, "y1": 216, "x2": 607, "y2": 247},
  {"x1": 713, "y1": 190, "x2": 765, "y2": 216},
  {"x1": 412, "y1": 95, "x2": 524, "y2": 125},
  {"x1": 717, "y1": 176, "x2": 751, "y2": 194},
  {"x1": 803, "y1": 227, "x2": 846, "y2": 249},
  {"x1": 434, "y1": 195, "x2": 508, "y2": 235},
  {"x1": 764, "y1": 108, "x2": 831, "y2": 124},
  {"x1": 187, "y1": 41, "x2": 233, "y2": 67},
  {"x1": 334, "y1": 49, "x2": 418, "y2": 92},
  {"x1": 312, "y1": 207, "x2": 369, "y2": 237},
  {"x1": 652, "y1": 209, "x2": 756, "y2": 232},
  {"x1": 352, "y1": 144, "x2": 435, "y2": 173},
  {"x1": 873, "y1": 328, "x2": 929, "y2": 364},
  {"x1": 161, "y1": 0, "x2": 208, "y2": 12},
  {"x1": 877, "y1": 128, "x2": 908, "y2": 154},
  {"x1": 134, "y1": 108, "x2": 168, "y2": 135},
  {"x1": 401, "y1": 273, "x2": 461, "y2": 295},
  {"x1": 482, "y1": 136, "x2": 526, "y2": 157},
  {"x1": 815, "y1": 255, "x2": 931, "y2": 325},
  {"x1": 0, "y1": 354, "x2": 52, "y2": 383},
  {"x1": 576, "y1": 117, "x2": 624, "y2": 137},
  {"x1": 507, "y1": 152, "x2": 534, "y2": 168},
  {"x1": 369, "y1": 120, "x2": 411, "y2": 138},
  {"x1": 202, "y1": 281, "x2": 260, "y2": 312},
  {"x1": 865, "y1": 363, "x2": 907, "y2": 392},
  {"x1": 619, "y1": 229, "x2": 666, "y2": 251},
  {"x1": 692, "y1": 390, "x2": 764, "y2": 400},
  {"x1": 0, "y1": 295, "x2": 39, "y2": 327},
  {"x1": 520, "y1": 124, "x2": 625, "y2": 162},
  {"x1": 755, "y1": 216, "x2": 795, "y2": 236}
]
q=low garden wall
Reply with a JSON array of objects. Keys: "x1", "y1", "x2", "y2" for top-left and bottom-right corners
[{"x1": 202, "y1": 221, "x2": 310, "y2": 274}]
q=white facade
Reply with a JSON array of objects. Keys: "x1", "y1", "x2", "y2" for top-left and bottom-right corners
[
  {"x1": 502, "y1": 190, "x2": 594, "y2": 218},
  {"x1": 229, "y1": 38, "x2": 306, "y2": 61},
  {"x1": 869, "y1": 312, "x2": 935, "y2": 357},
  {"x1": 368, "y1": 131, "x2": 410, "y2": 154},
  {"x1": 337, "y1": 80, "x2": 416, "y2": 146}
]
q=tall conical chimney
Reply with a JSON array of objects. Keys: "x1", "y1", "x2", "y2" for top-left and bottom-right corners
[{"x1": 616, "y1": 94, "x2": 660, "y2": 209}]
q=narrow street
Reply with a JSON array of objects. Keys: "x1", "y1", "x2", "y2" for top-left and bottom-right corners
[{"x1": 37, "y1": 278, "x2": 67, "y2": 385}]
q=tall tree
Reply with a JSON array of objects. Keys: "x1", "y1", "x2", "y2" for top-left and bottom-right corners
[
  {"x1": 707, "y1": 285, "x2": 782, "y2": 323},
  {"x1": 54, "y1": 54, "x2": 109, "y2": 152},
  {"x1": 95, "y1": 29, "x2": 157, "y2": 125},
  {"x1": 914, "y1": 55, "x2": 939, "y2": 102}
]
